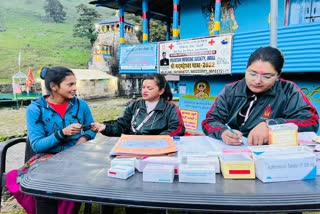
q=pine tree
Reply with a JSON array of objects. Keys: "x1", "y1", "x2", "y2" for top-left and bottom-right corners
[
  {"x1": 44, "y1": 0, "x2": 66, "y2": 23},
  {"x1": 73, "y1": 4, "x2": 101, "y2": 46}
]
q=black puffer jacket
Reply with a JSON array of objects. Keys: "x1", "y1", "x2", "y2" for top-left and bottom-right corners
[
  {"x1": 102, "y1": 98, "x2": 185, "y2": 136},
  {"x1": 202, "y1": 78, "x2": 319, "y2": 139}
]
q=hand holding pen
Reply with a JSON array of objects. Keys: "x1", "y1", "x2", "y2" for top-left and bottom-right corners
[{"x1": 222, "y1": 124, "x2": 243, "y2": 145}]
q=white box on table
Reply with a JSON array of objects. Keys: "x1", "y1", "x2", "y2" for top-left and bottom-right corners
[
  {"x1": 178, "y1": 153, "x2": 220, "y2": 173},
  {"x1": 179, "y1": 164, "x2": 216, "y2": 183},
  {"x1": 111, "y1": 157, "x2": 136, "y2": 168},
  {"x1": 108, "y1": 165, "x2": 135, "y2": 179},
  {"x1": 252, "y1": 148, "x2": 317, "y2": 182},
  {"x1": 135, "y1": 156, "x2": 179, "y2": 174},
  {"x1": 143, "y1": 164, "x2": 175, "y2": 183}
]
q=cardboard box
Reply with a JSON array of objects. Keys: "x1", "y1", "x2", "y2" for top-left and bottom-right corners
[
  {"x1": 135, "y1": 156, "x2": 179, "y2": 174},
  {"x1": 249, "y1": 145, "x2": 313, "y2": 156},
  {"x1": 111, "y1": 157, "x2": 136, "y2": 168},
  {"x1": 179, "y1": 164, "x2": 216, "y2": 183},
  {"x1": 314, "y1": 151, "x2": 320, "y2": 176},
  {"x1": 178, "y1": 154, "x2": 220, "y2": 173},
  {"x1": 268, "y1": 123, "x2": 298, "y2": 146},
  {"x1": 220, "y1": 154, "x2": 255, "y2": 179},
  {"x1": 108, "y1": 165, "x2": 135, "y2": 179},
  {"x1": 254, "y1": 152, "x2": 316, "y2": 182},
  {"x1": 251, "y1": 146, "x2": 317, "y2": 182},
  {"x1": 143, "y1": 164, "x2": 175, "y2": 183}
]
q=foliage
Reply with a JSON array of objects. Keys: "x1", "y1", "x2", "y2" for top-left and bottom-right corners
[
  {"x1": 44, "y1": 0, "x2": 66, "y2": 23},
  {"x1": 125, "y1": 13, "x2": 167, "y2": 42},
  {"x1": 149, "y1": 20, "x2": 167, "y2": 42},
  {"x1": 73, "y1": 4, "x2": 101, "y2": 46}
]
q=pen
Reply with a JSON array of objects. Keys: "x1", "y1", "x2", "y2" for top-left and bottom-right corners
[
  {"x1": 225, "y1": 124, "x2": 243, "y2": 143},
  {"x1": 225, "y1": 124, "x2": 236, "y2": 135}
]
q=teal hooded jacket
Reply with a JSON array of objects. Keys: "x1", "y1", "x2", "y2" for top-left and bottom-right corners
[{"x1": 26, "y1": 96, "x2": 96, "y2": 153}]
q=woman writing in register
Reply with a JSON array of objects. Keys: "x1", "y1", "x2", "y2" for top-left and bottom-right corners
[
  {"x1": 91, "y1": 72, "x2": 185, "y2": 137},
  {"x1": 202, "y1": 46, "x2": 319, "y2": 146}
]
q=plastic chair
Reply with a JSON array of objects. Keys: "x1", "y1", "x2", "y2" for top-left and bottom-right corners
[
  {"x1": 0, "y1": 137, "x2": 92, "y2": 213},
  {"x1": 0, "y1": 137, "x2": 28, "y2": 210}
]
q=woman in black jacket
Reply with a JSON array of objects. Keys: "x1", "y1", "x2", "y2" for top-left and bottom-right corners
[
  {"x1": 91, "y1": 73, "x2": 185, "y2": 137},
  {"x1": 202, "y1": 46, "x2": 319, "y2": 146}
]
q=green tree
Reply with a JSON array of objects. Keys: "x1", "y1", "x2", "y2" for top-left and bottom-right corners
[
  {"x1": 149, "y1": 20, "x2": 167, "y2": 42},
  {"x1": 73, "y1": 4, "x2": 101, "y2": 46},
  {"x1": 44, "y1": 0, "x2": 66, "y2": 23},
  {"x1": 125, "y1": 13, "x2": 166, "y2": 42}
]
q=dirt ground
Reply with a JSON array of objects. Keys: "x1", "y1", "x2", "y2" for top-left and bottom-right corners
[{"x1": 0, "y1": 97, "x2": 131, "y2": 213}]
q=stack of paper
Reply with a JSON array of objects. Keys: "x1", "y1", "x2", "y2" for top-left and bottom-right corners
[{"x1": 109, "y1": 134, "x2": 177, "y2": 158}]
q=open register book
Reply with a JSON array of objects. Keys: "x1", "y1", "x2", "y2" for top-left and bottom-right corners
[{"x1": 109, "y1": 134, "x2": 177, "y2": 158}]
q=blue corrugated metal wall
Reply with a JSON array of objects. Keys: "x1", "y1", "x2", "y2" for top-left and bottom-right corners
[{"x1": 231, "y1": 22, "x2": 320, "y2": 73}]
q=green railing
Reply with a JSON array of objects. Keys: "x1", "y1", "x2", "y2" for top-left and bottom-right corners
[{"x1": 0, "y1": 92, "x2": 41, "y2": 103}]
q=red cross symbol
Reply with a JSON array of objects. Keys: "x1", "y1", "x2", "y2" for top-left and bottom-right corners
[
  {"x1": 169, "y1": 43, "x2": 174, "y2": 49},
  {"x1": 208, "y1": 39, "x2": 215, "y2": 45}
]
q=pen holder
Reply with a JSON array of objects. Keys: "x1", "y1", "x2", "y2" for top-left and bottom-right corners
[{"x1": 268, "y1": 123, "x2": 298, "y2": 146}]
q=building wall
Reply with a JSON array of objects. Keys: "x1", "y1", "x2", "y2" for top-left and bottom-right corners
[
  {"x1": 180, "y1": 0, "x2": 286, "y2": 38},
  {"x1": 178, "y1": 0, "x2": 320, "y2": 134}
]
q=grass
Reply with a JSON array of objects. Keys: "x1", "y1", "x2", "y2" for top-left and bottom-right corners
[{"x1": 0, "y1": 0, "x2": 113, "y2": 84}]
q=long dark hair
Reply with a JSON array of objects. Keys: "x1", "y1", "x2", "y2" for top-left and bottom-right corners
[
  {"x1": 142, "y1": 73, "x2": 173, "y2": 101},
  {"x1": 40, "y1": 66, "x2": 74, "y2": 94}
]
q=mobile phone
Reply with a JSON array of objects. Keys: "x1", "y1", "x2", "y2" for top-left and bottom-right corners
[{"x1": 82, "y1": 124, "x2": 92, "y2": 131}]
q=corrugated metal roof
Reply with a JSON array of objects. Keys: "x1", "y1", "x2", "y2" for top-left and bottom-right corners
[{"x1": 231, "y1": 22, "x2": 320, "y2": 73}]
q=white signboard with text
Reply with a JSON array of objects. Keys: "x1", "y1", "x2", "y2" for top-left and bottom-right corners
[{"x1": 159, "y1": 35, "x2": 232, "y2": 75}]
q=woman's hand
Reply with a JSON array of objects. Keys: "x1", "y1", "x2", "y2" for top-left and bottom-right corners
[
  {"x1": 62, "y1": 123, "x2": 82, "y2": 136},
  {"x1": 221, "y1": 129, "x2": 243, "y2": 145},
  {"x1": 90, "y1": 123, "x2": 106, "y2": 133},
  {"x1": 247, "y1": 122, "x2": 269, "y2": 146}
]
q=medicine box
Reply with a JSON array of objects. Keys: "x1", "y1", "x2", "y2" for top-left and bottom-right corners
[
  {"x1": 220, "y1": 154, "x2": 255, "y2": 179},
  {"x1": 179, "y1": 164, "x2": 216, "y2": 183},
  {"x1": 249, "y1": 145, "x2": 313, "y2": 156},
  {"x1": 252, "y1": 148, "x2": 317, "y2": 182},
  {"x1": 314, "y1": 151, "x2": 320, "y2": 176},
  {"x1": 111, "y1": 157, "x2": 136, "y2": 168},
  {"x1": 178, "y1": 154, "x2": 220, "y2": 173},
  {"x1": 135, "y1": 156, "x2": 179, "y2": 174},
  {"x1": 268, "y1": 123, "x2": 298, "y2": 146},
  {"x1": 143, "y1": 164, "x2": 175, "y2": 183},
  {"x1": 108, "y1": 165, "x2": 135, "y2": 179}
]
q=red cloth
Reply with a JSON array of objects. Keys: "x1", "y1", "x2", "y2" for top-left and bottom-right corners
[{"x1": 25, "y1": 68, "x2": 35, "y2": 89}]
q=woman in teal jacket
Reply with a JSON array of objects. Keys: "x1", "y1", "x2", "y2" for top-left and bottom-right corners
[
  {"x1": 92, "y1": 73, "x2": 185, "y2": 137},
  {"x1": 7, "y1": 66, "x2": 96, "y2": 214},
  {"x1": 26, "y1": 70, "x2": 96, "y2": 153}
]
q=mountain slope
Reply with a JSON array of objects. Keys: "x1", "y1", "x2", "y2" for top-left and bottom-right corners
[{"x1": 0, "y1": 0, "x2": 114, "y2": 84}]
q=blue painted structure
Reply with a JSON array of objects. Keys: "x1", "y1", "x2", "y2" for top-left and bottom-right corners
[
  {"x1": 177, "y1": 0, "x2": 320, "y2": 134},
  {"x1": 90, "y1": 0, "x2": 320, "y2": 134}
]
